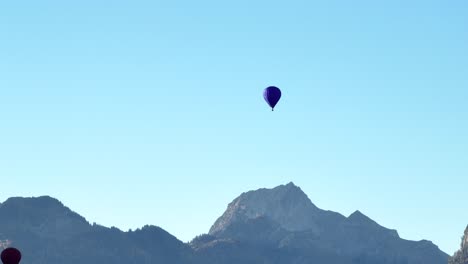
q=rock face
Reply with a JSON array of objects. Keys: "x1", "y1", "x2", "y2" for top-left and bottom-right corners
[
  {"x1": 449, "y1": 226, "x2": 468, "y2": 264},
  {"x1": 204, "y1": 182, "x2": 448, "y2": 264},
  {"x1": 209, "y1": 182, "x2": 343, "y2": 235},
  {"x1": 465, "y1": 228, "x2": 468, "y2": 249}
]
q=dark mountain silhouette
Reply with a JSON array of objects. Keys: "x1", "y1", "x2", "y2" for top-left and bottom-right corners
[
  {"x1": 0, "y1": 183, "x2": 449, "y2": 264},
  {"x1": 449, "y1": 226, "x2": 468, "y2": 264},
  {"x1": 0, "y1": 196, "x2": 196, "y2": 264}
]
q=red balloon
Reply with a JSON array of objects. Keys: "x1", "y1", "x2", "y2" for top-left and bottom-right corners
[{"x1": 1, "y1": 248, "x2": 21, "y2": 264}]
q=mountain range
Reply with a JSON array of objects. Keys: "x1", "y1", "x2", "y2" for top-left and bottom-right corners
[{"x1": 0, "y1": 182, "x2": 451, "y2": 264}]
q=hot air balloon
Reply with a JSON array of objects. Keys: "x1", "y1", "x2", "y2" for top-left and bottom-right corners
[
  {"x1": 1, "y1": 248, "x2": 21, "y2": 264},
  {"x1": 263, "y1": 86, "x2": 282, "y2": 111}
]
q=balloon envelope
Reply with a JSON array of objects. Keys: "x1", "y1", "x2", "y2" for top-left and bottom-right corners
[
  {"x1": 263, "y1": 86, "x2": 281, "y2": 110},
  {"x1": 1, "y1": 248, "x2": 21, "y2": 264}
]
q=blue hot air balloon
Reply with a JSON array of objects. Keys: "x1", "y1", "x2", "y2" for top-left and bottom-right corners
[{"x1": 263, "y1": 86, "x2": 282, "y2": 111}]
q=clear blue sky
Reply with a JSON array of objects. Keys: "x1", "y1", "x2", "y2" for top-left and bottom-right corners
[{"x1": 1, "y1": 0, "x2": 467, "y2": 254}]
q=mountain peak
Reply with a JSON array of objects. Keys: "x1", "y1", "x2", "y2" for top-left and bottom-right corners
[
  {"x1": 348, "y1": 210, "x2": 372, "y2": 223},
  {"x1": 210, "y1": 183, "x2": 326, "y2": 235},
  {"x1": 350, "y1": 210, "x2": 363, "y2": 216},
  {"x1": 1, "y1": 195, "x2": 71, "y2": 216},
  {"x1": 284, "y1": 181, "x2": 298, "y2": 188},
  {"x1": 0, "y1": 195, "x2": 91, "y2": 237},
  {"x1": 2, "y1": 195, "x2": 63, "y2": 207},
  {"x1": 270, "y1": 182, "x2": 310, "y2": 202},
  {"x1": 346, "y1": 210, "x2": 400, "y2": 239}
]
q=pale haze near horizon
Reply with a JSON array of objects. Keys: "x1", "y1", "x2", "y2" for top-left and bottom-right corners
[{"x1": 1, "y1": 0, "x2": 467, "y2": 254}]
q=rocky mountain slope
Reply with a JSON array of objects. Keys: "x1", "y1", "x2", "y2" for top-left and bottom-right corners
[
  {"x1": 197, "y1": 182, "x2": 448, "y2": 264},
  {"x1": 449, "y1": 226, "x2": 468, "y2": 264}
]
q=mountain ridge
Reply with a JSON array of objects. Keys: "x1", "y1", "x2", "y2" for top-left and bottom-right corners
[{"x1": 0, "y1": 183, "x2": 450, "y2": 264}]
